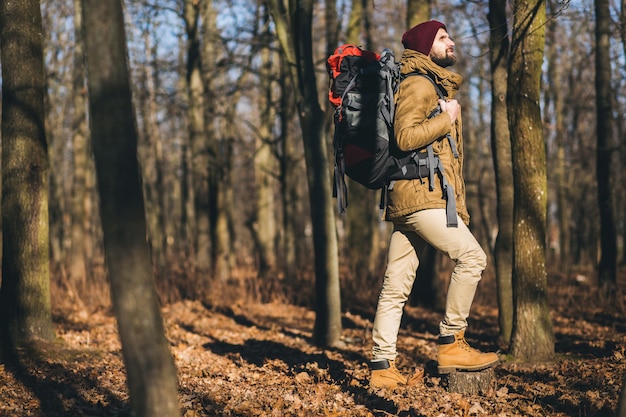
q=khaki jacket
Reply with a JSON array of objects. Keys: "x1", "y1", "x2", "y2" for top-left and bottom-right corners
[{"x1": 385, "y1": 49, "x2": 469, "y2": 225}]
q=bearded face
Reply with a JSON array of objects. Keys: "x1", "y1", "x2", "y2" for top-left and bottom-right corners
[{"x1": 429, "y1": 28, "x2": 457, "y2": 68}]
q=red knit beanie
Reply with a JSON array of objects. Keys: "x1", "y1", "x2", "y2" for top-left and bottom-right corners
[{"x1": 402, "y1": 20, "x2": 447, "y2": 55}]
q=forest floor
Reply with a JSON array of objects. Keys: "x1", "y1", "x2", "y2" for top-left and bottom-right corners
[{"x1": 0, "y1": 273, "x2": 625, "y2": 417}]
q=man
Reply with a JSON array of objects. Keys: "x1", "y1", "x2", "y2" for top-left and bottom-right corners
[{"x1": 369, "y1": 20, "x2": 499, "y2": 389}]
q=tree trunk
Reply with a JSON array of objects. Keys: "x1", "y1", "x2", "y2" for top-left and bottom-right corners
[
  {"x1": 184, "y1": 0, "x2": 213, "y2": 277},
  {"x1": 68, "y1": 0, "x2": 94, "y2": 304},
  {"x1": 42, "y1": 2, "x2": 67, "y2": 308},
  {"x1": 213, "y1": 117, "x2": 234, "y2": 283},
  {"x1": 0, "y1": 0, "x2": 56, "y2": 347},
  {"x1": 615, "y1": 0, "x2": 626, "y2": 266},
  {"x1": 346, "y1": 0, "x2": 365, "y2": 45},
  {"x1": 442, "y1": 368, "x2": 495, "y2": 395},
  {"x1": 268, "y1": 0, "x2": 342, "y2": 347},
  {"x1": 277, "y1": 56, "x2": 300, "y2": 285},
  {"x1": 201, "y1": 0, "x2": 233, "y2": 283},
  {"x1": 618, "y1": 373, "x2": 626, "y2": 417},
  {"x1": 81, "y1": 1, "x2": 180, "y2": 415},
  {"x1": 254, "y1": 5, "x2": 278, "y2": 276},
  {"x1": 137, "y1": 24, "x2": 168, "y2": 290},
  {"x1": 594, "y1": 0, "x2": 618, "y2": 290},
  {"x1": 546, "y1": 0, "x2": 571, "y2": 271},
  {"x1": 507, "y1": 0, "x2": 554, "y2": 362},
  {"x1": 488, "y1": 0, "x2": 513, "y2": 346},
  {"x1": 406, "y1": 0, "x2": 432, "y2": 28}
]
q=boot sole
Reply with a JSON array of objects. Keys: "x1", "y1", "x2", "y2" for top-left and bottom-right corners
[{"x1": 437, "y1": 358, "x2": 499, "y2": 374}]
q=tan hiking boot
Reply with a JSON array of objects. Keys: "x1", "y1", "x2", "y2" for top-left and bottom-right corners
[
  {"x1": 437, "y1": 330, "x2": 499, "y2": 374},
  {"x1": 369, "y1": 359, "x2": 407, "y2": 388}
]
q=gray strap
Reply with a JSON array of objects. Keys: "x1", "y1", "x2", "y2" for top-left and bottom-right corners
[
  {"x1": 333, "y1": 129, "x2": 348, "y2": 214},
  {"x1": 446, "y1": 133, "x2": 459, "y2": 159},
  {"x1": 435, "y1": 157, "x2": 458, "y2": 227},
  {"x1": 415, "y1": 74, "x2": 459, "y2": 159},
  {"x1": 339, "y1": 73, "x2": 359, "y2": 108},
  {"x1": 427, "y1": 144, "x2": 435, "y2": 191}
]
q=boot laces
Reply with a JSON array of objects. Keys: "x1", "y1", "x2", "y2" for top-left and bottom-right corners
[
  {"x1": 388, "y1": 361, "x2": 403, "y2": 377},
  {"x1": 458, "y1": 337, "x2": 478, "y2": 352}
]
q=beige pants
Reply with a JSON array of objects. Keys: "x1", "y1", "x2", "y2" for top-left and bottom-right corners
[{"x1": 372, "y1": 209, "x2": 487, "y2": 361}]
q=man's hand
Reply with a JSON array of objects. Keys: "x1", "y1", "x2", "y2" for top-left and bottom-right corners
[{"x1": 438, "y1": 99, "x2": 460, "y2": 123}]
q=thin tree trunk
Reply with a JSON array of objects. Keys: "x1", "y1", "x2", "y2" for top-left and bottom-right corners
[
  {"x1": 277, "y1": 54, "x2": 300, "y2": 286},
  {"x1": 618, "y1": 374, "x2": 626, "y2": 417},
  {"x1": 616, "y1": 0, "x2": 626, "y2": 266},
  {"x1": 346, "y1": 0, "x2": 364, "y2": 44},
  {"x1": 268, "y1": 0, "x2": 342, "y2": 347},
  {"x1": 184, "y1": 0, "x2": 212, "y2": 276},
  {"x1": 546, "y1": 0, "x2": 570, "y2": 270},
  {"x1": 68, "y1": 0, "x2": 93, "y2": 304},
  {"x1": 81, "y1": 0, "x2": 180, "y2": 415},
  {"x1": 488, "y1": 0, "x2": 514, "y2": 346},
  {"x1": 200, "y1": 0, "x2": 233, "y2": 282},
  {"x1": 507, "y1": 0, "x2": 554, "y2": 362},
  {"x1": 0, "y1": 0, "x2": 56, "y2": 347},
  {"x1": 595, "y1": 0, "x2": 618, "y2": 290},
  {"x1": 406, "y1": 0, "x2": 431, "y2": 28},
  {"x1": 41, "y1": 3, "x2": 68, "y2": 307},
  {"x1": 138, "y1": 19, "x2": 170, "y2": 295},
  {"x1": 254, "y1": 5, "x2": 278, "y2": 276}
]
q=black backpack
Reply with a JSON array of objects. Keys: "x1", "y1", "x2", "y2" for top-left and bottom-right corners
[{"x1": 327, "y1": 44, "x2": 458, "y2": 227}]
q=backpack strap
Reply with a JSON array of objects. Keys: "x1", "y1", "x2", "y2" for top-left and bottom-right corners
[
  {"x1": 380, "y1": 49, "x2": 400, "y2": 123},
  {"x1": 396, "y1": 72, "x2": 459, "y2": 227},
  {"x1": 333, "y1": 126, "x2": 349, "y2": 214},
  {"x1": 403, "y1": 145, "x2": 456, "y2": 227},
  {"x1": 407, "y1": 73, "x2": 459, "y2": 159},
  {"x1": 332, "y1": 68, "x2": 361, "y2": 214},
  {"x1": 434, "y1": 156, "x2": 458, "y2": 227},
  {"x1": 426, "y1": 143, "x2": 436, "y2": 190},
  {"x1": 336, "y1": 72, "x2": 359, "y2": 117},
  {"x1": 420, "y1": 74, "x2": 458, "y2": 227}
]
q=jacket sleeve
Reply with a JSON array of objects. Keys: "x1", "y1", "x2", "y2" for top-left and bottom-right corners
[{"x1": 394, "y1": 76, "x2": 453, "y2": 152}]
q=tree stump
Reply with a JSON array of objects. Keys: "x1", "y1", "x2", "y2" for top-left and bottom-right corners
[{"x1": 440, "y1": 368, "x2": 495, "y2": 395}]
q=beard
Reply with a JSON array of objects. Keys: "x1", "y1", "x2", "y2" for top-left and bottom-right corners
[{"x1": 430, "y1": 49, "x2": 457, "y2": 67}]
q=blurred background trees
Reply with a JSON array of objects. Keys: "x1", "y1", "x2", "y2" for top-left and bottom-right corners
[{"x1": 6, "y1": 0, "x2": 624, "y2": 318}]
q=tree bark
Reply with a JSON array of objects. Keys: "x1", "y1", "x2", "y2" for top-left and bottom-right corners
[
  {"x1": 254, "y1": 5, "x2": 278, "y2": 276},
  {"x1": 443, "y1": 368, "x2": 494, "y2": 395},
  {"x1": 184, "y1": 0, "x2": 213, "y2": 277},
  {"x1": 81, "y1": 0, "x2": 180, "y2": 415},
  {"x1": 507, "y1": 0, "x2": 554, "y2": 362},
  {"x1": 137, "y1": 20, "x2": 168, "y2": 290},
  {"x1": 202, "y1": 0, "x2": 233, "y2": 283},
  {"x1": 0, "y1": 0, "x2": 56, "y2": 347},
  {"x1": 545, "y1": 1, "x2": 570, "y2": 271},
  {"x1": 488, "y1": 0, "x2": 514, "y2": 345},
  {"x1": 277, "y1": 55, "x2": 301, "y2": 285},
  {"x1": 68, "y1": 0, "x2": 94, "y2": 303},
  {"x1": 615, "y1": 0, "x2": 626, "y2": 266},
  {"x1": 618, "y1": 373, "x2": 626, "y2": 417},
  {"x1": 594, "y1": 0, "x2": 618, "y2": 289},
  {"x1": 268, "y1": 0, "x2": 342, "y2": 347},
  {"x1": 406, "y1": 0, "x2": 432, "y2": 28}
]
